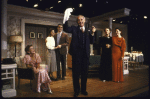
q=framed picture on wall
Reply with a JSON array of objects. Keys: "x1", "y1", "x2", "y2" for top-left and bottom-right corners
[
  {"x1": 38, "y1": 33, "x2": 43, "y2": 38},
  {"x1": 30, "y1": 32, "x2": 35, "y2": 38}
]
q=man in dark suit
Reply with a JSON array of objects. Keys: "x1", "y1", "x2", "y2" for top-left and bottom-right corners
[
  {"x1": 54, "y1": 24, "x2": 69, "y2": 80},
  {"x1": 63, "y1": 15, "x2": 96, "y2": 97}
]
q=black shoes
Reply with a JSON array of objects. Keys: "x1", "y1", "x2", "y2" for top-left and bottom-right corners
[
  {"x1": 74, "y1": 91, "x2": 88, "y2": 97},
  {"x1": 81, "y1": 91, "x2": 88, "y2": 95},
  {"x1": 56, "y1": 78, "x2": 61, "y2": 80},
  {"x1": 62, "y1": 77, "x2": 65, "y2": 80},
  {"x1": 56, "y1": 76, "x2": 61, "y2": 80},
  {"x1": 50, "y1": 77, "x2": 58, "y2": 81},
  {"x1": 56, "y1": 77, "x2": 65, "y2": 80},
  {"x1": 74, "y1": 92, "x2": 79, "y2": 97}
]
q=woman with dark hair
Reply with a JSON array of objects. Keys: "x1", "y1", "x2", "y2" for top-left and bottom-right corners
[
  {"x1": 23, "y1": 45, "x2": 52, "y2": 94},
  {"x1": 99, "y1": 28, "x2": 112, "y2": 82},
  {"x1": 45, "y1": 28, "x2": 58, "y2": 80},
  {"x1": 112, "y1": 28, "x2": 126, "y2": 82}
]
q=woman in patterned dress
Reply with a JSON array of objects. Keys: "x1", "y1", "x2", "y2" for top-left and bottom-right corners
[{"x1": 23, "y1": 45, "x2": 52, "y2": 94}]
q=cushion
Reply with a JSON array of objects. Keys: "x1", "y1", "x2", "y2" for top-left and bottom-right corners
[
  {"x1": 15, "y1": 57, "x2": 21, "y2": 68},
  {"x1": 40, "y1": 64, "x2": 46, "y2": 68},
  {"x1": 20, "y1": 56, "x2": 27, "y2": 68},
  {"x1": 15, "y1": 56, "x2": 27, "y2": 68},
  {"x1": 40, "y1": 64, "x2": 48, "y2": 71}
]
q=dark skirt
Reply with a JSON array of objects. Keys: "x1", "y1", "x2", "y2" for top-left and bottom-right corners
[{"x1": 99, "y1": 50, "x2": 112, "y2": 81}]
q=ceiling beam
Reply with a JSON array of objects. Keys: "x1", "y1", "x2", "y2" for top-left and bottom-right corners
[
  {"x1": 7, "y1": 4, "x2": 90, "y2": 22},
  {"x1": 90, "y1": 8, "x2": 131, "y2": 23}
]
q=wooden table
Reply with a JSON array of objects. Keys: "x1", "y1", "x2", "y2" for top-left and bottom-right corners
[{"x1": 128, "y1": 61, "x2": 139, "y2": 70}]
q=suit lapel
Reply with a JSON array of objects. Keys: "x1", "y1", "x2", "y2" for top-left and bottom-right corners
[
  {"x1": 85, "y1": 27, "x2": 89, "y2": 37},
  {"x1": 84, "y1": 27, "x2": 89, "y2": 43},
  {"x1": 59, "y1": 33, "x2": 64, "y2": 44},
  {"x1": 77, "y1": 27, "x2": 89, "y2": 42},
  {"x1": 54, "y1": 34, "x2": 57, "y2": 46},
  {"x1": 77, "y1": 26, "x2": 81, "y2": 40}
]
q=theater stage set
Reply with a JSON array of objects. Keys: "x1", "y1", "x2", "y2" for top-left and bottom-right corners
[
  {"x1": 14, "y1": 64, "x2": 149, "y2": 97},
  {"x1": 1, "y1": 1, "x2": 149, "y2": 98}
]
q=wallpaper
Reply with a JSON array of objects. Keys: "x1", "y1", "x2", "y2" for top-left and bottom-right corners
[{"x1": 7, "y1": 16, "x2": 21, "y2": 58}]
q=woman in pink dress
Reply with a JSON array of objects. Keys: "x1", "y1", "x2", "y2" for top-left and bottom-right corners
[{"x1": 23, "y1": 45, "x2": 52, "y2": 94}]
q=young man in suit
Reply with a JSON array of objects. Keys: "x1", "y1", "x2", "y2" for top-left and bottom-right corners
[
  {"x1": 63, "y1": 13, "x2": 96, "y2": 97},
  {"x1": 54, "y1": 24, "x2": 69, "y2": 80}
]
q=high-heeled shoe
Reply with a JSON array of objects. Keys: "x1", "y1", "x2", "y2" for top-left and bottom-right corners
[
  {"x1": 37, "y1": 84, "x2": 41, "y2": 93},
  {"x1": 103, "y1": 80, "x2": 106, "y2": 82},
  {"x1": 48, "y1": 89, "x2": 53, "y2": 94},
  {"x1": 48, "y1": 90, "x2": 53, "y2": 94}
]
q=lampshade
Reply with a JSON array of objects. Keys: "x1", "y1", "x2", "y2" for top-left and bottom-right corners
[{"x1": 9, "y1": 35, "x2": 23, "y2": 43}]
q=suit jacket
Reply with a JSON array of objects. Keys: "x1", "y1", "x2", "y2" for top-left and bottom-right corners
[
  {"x1": 63, "y1": 21, "x2": 94, "y2": 60},
  {"x1": 54, "y1": 32, "x2": 69, "y2": 55}
]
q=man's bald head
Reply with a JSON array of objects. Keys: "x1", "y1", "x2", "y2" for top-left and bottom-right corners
[{"x1": 77, "y1": 15, "x2": 86, "y2": 27}]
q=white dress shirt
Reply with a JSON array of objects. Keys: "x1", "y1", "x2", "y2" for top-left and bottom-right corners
[
  {"x1": 57, "y1": 31, "x2": 62, "y2": 37},
  {"x1": 80, "y1": 26, "x2": 85, "y2": 32},
  {"x1": 46, "y1": 36, "x2": 55, "y2": 50}
]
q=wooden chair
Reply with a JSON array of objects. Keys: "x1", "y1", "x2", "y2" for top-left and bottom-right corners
[
  {"x1": 17, "y1": 68, "x2": 34, "y2": 88},
  {"x1": 89, "y1": 55, "x2": 101, "y2": 72},
  {"x1": 15, "y1": 56, "x2": 34, "y2": 89}
]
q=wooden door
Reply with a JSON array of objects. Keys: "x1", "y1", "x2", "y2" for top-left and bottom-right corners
[{"x1": 25, "y1": 24, "x2": 47, "y2": 63}]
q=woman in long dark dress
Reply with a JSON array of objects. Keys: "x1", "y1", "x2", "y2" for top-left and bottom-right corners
[{"x1": 99, "y1": 28, "x2": 112, "y2": 82}]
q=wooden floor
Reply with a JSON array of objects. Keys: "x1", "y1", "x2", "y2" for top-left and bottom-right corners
[{"x1": 14, "y1": 65, "x2": 149, "y2": 97}]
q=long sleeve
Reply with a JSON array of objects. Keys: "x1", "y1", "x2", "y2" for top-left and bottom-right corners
[
  {"x1": 112, "y1": 36, "x2": 126, "y2": 57},
  {"x1": 112, "y1": 36, "x2": 122, "y2": 47},
  {"x1": 89, "y1": 31, "x2": 95, "y2": 44},
  {"x1": 60, "y1": 33, "x2": 69, "y2": 48},
  {"x1": 63, "y1": 21, "x2": 74, "y2": 33},
  {"x1": 121, "y1": 38, "x2": 126, "y2": 57},
  {"x1": 49, "y1": 41, "x2": 56, "y2": 50},
  {"x1": 46, "y1": 37, "x2": 56, "y2": 50},
  {"x1": 48, "y1": 41, "x2": 55, "y2": 50},
  {"x1": 63, "y1": 8, "x2": 75, "y2": 35},
  {"x1": 63, "y1": 8, "x2": 74, "y2": 33},
  {"x1": 99, "y1": 37, "x2": 107, "y2": 48},
  {"x1": 99, "y1": 37, "x2": 105, "y2": 48}
]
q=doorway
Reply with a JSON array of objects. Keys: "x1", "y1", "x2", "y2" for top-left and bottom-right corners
[{"x1": 25, "y1": 23, "x2": 57, "y2": 62}]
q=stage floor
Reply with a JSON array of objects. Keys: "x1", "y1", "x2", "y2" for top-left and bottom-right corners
[{"x1": 14, "y1": 65, "x2": 149, "y2": 97}]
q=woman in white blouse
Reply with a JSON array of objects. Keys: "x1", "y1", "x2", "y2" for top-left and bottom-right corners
[{"x1": 45, "y1": 28, "x2": 58, "y2": 80}]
